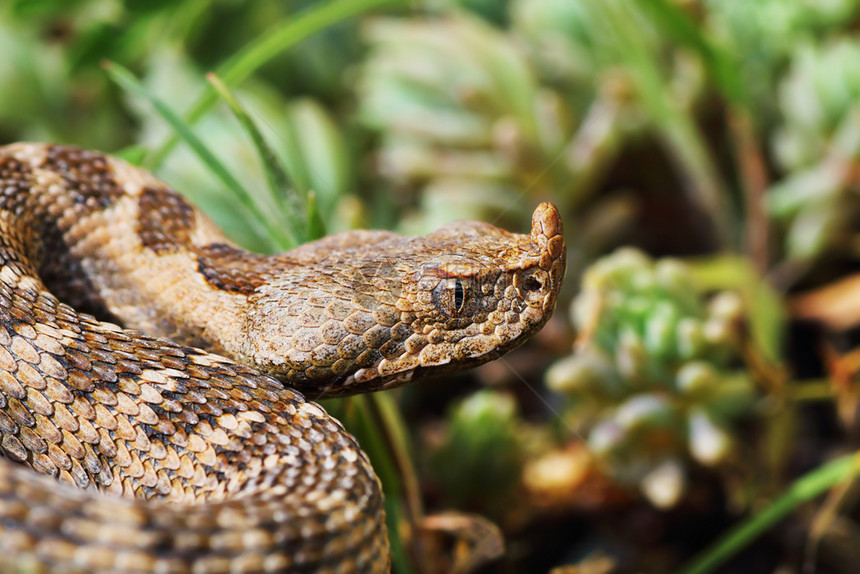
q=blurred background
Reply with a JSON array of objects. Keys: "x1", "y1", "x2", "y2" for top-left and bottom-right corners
[{"x1": 3, "y1": 1, "x2": 860, "y2": 572}]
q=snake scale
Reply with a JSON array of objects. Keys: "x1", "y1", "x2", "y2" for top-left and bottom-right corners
[{"x1": 0, "y1": 143, "x2": 565, "y2": 573}]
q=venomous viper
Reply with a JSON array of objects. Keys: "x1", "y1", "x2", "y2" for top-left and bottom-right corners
[{"x1": 0, "y1": 143, "x2": 565, "y2": 573}]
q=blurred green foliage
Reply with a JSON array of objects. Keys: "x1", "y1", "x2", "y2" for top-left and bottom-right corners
[
  {"x1": 4, "y1": 0, "x2": 860, "y2": 572},
  {"x1": 767, "y1": 38, "x2": 860, "y2": 259},
  {"x1": 426, "y1": 391, "x2": 525, "y2": 514}
]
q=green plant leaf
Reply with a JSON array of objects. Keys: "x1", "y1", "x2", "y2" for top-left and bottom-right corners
[
  {"x1": 678, "y1": 452, "x2": 860, "y2": 574},
  {"x1": 207, "y1": 72, "x2": 304, "y2": 247},
  {"x1": 103, "y1": 60, "x2": 292, "y2": 251},
  {"x1": 149, "y1": 0, "x2": 410, "y2": 169}
]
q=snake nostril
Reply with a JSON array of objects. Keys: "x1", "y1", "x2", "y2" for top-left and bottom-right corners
[{"x1": 521, "y1": 276, "x2": 542, "y2": 292}]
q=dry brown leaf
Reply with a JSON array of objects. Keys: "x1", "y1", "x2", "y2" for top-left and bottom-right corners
[
  {"x1": 550, "y1": 551, "x2": 617, "y2": 574},
  {"x1": 791, "y1": 273, "x2": 860, "y2": 330},
  {"x1": 418, "y1": 511, "x2": 504, "y2": 574}
]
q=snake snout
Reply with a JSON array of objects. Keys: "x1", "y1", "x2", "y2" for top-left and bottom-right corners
[
  {"x1": 531, "y1": 202, "x2": 566, "y2": 271},
  {"x1": 531, "y1": 202, "x2": 563, "y2": 244},
  {"x1": 528, "y1": 202, "x2": 566, "y2": 312}
]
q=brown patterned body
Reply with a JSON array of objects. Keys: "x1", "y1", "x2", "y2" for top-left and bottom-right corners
[{"x1": 0, "y1": 143, "x2": 565, "y2": 573}]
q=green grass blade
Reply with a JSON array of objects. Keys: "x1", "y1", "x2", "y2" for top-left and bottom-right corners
[
  {"x1": 678, "y1": 452, "x2": 860, "y2": 574},
  {"x1": 103, "y1": 61, "x2": 291, "y2": 251},
  {"x1": 149, "y1": 0, "x2": 409, "y2": 169},
  {"x1": 206, "y1": 72, "x2": 303, "y2": 247},
  {"x1": 114, "y1": 145, "x2": 149, "y2": 166},
  {"x1": 306, "y1": 190, "x2": 327, "y2": 242},
  {"x1": 371, "y1": 393, "x2": 424, "y2": 527},
  {"x1": 337, "y1": 395, "x2": 414, "y2": 574}
]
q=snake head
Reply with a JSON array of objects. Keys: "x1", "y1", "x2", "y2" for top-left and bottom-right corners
[
  {"x1": 241, "y1": 203, "x2": 565, "y2": 396},
  {"x1": 393, "y1": 201, "x2": 566, "y2": 383}
]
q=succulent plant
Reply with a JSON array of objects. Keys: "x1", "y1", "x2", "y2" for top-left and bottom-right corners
[
  {"x1": 424, "y1": 390, "x2": 526, "y2": 516},
  {"x1": 356, "y1": 14, "x2": 561, "y2": 232},
  {"x1": 766, "y1": 39, "x2": 860, "y2": 261},
  {"x1": 705, "y1": 0, "x2": 858, "y2": 118},
  {"x1": 547, "y1": 249, "x2": 755, "y2": 508},
  {"x1": 354, "y1": 10, "x2": 658, "y2": 240},
  {"x1": 355, "y1": 4, "x2": 715, "y2": 252}
]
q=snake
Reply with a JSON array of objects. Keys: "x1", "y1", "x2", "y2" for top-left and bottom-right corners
[{"x1": 0, "y1": 142, "x2": 566, "y2": 573}]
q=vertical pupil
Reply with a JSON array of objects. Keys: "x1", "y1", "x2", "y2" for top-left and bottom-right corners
[{"x1": 453, "y1": 279, "x2": 465, "y2": 312}]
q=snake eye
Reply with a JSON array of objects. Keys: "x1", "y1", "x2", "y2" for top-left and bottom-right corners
[
  {"x1": 432, "y1": 278, "x2": 471, "y2": 318},
  {"x1": 453, "y1": 279, "x2": 465, "y2": 313}
]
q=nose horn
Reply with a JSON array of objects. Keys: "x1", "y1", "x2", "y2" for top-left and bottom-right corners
[{"x1": 531, "y1": 202, "x2": 565, "y2": 272}]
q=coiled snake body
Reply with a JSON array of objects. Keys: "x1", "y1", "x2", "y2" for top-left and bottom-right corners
[{"x1": 0, "y1": 143, "x2": 565, "y2": 573}]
